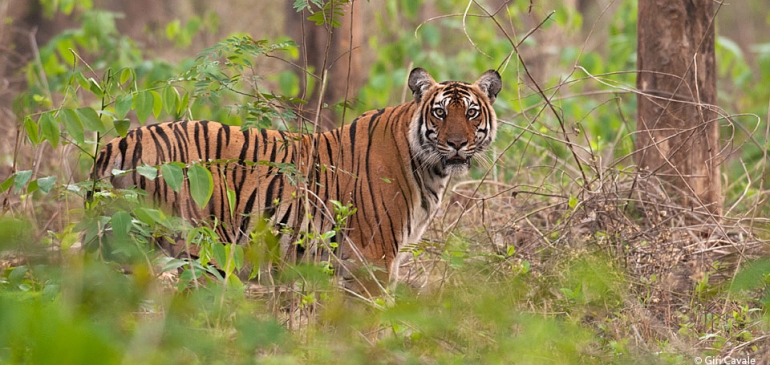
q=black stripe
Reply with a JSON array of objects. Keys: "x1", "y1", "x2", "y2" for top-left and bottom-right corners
[
  {"x1": 153, "y1": 125, "x2": 174, "y2": 162},
  {"x1": 201, "y1": 121, "x2": 211, "y2": 161},
  {"x1": 348, "y1": 119, "x2": 358, "y2": 158},
  {"x1": 215, "y1": 124, "x2": 224, "y2": 160},
  {"x1": 95, "y1": 142, "x2": 113, "y2": 176},
  {"x1": 194, "y1": 122, "x2": 203, "y2": 160},
  {"x1": 130, "y1": 128, "x2": 144, "y2": 167}
]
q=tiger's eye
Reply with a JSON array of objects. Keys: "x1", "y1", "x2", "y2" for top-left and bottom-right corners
[
  {"x1": 432, "y1": 108, "x2": 446, "y2": 119},
  {"x1": 466, "y1": 109, "x2": 479, "y2": 119}
]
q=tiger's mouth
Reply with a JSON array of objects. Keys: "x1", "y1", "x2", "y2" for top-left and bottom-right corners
[{"x1": 442, "y1": 155, "x2": 471, "y2": 167}]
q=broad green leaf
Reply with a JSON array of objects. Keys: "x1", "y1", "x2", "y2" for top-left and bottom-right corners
[
  {"x1": 188, "y1": 164, "x2": 214, "y2": 209},
  {"x1": 34, "y1": 176, "x2": 57, "y2": 194},
  {"x1": 161, "y1": 163, "x2": 184, "y2": 192},
  {"x1": 137, "y1": 164, "x2": 158, "y2": 180},
  {"x1": 226, "y1": 273, "x2": 243, "y2": 287},
  {"x1": 165, "y1": 19, "x2": 181, "y2": 40},
  {"x1": 119, "y1": 68, "x2": 133, "y2": 85},
  {"x1": 74, "y1": 72, "x2": 90, "y2": 91},
  {"x1": 12, "y1": 170, "x2": 33, "y2": 193},
  {"x1": 320, "y1": 230, "x2": 336, "y2": 241},
  {"x1": 115, "y1": 94, "x2": 133, "y2": 119},
  {"x1": 40, "y1": 112, "x2": 59, "y2": 148},
  {"x1": 177, "y1": 92, "x2": 190, "y2": 116},
  {"x1": 88, "y1": 78, "x2": 104, "y2": 98},
  {"x1": 151, "y1": 90, "x2": 162, "y2": 118},
  {"x1": 100, "y1": 113, "x2": 115, "y2": 134},
  {"x1": 730, "y1": 258, "x2": 770, "y2": 292},
  {"x1": 62, "y1": 108, "x2": 84, "y2": 144},
  {"x1": 226, "y1": 187, "x2": 236, "y2": 218},
  {"x1": 56, "y1": 38, "x2": 76, "y2": 65},
  {"x1": 23, "y1": 116, "x2": 40, "y2": 144},
  {"x1": 0, "y1": 175, "x2": 15, "y2": 193},
  {"x1": 134, "y1": 91, "x2": 153, "y2": 123},
  {"x1": 160, "y1": 258, "x2": 188, "y2": 273},
  {"x1": 134, "y1": 207, "x2": 165, "y2": 226},
  {"x1": 26, "y1": 180, "x2": 39, "y2": 193},
  {"x1": 568, "y1": 195, "x2": 578, "y2": 208},
  {"x1": 60, "y1": 0, "x2": 75, "y2": 15},
  {"x1": 163, "y1": 86, "x2": 180, "y2": 115},
  {"x1": 111, "y1": 211, "x2": 132, "y2": 236},
  {"x1": 231, "y1": 244, "x2": 244, "y2": 271},
  {"x1": 213, "y1": 243, "x2": 227, "y2": 272},
  {"x1": 114, "y1": 119, "x2": 131, "y2": 137},
  {"x1": 76, "y1": 107, "x2": 106, "y2": 133},
  {"x1": 8, "y1": 265, "x2": 28, "y2": 286}
]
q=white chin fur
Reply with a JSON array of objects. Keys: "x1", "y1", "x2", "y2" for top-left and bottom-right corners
[{"x1": 445, "y1": 164, "x2": 470, "y2": 176}]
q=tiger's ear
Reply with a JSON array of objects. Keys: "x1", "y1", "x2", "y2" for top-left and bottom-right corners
[
  {"x1": 408, "y1": 68, "x2": 436, "y2": 103},
  {"x1": 475, "y1": 70, "x2": 502, "y2": 104}
]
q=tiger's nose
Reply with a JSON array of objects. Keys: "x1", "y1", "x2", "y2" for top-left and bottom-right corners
[{"x1": 447, "y1": 138, "x2": 468, "y2": 151}]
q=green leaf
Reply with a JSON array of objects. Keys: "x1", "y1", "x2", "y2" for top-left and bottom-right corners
[
  {"x1": 115, "y1": 94, "x2": 133, "y2": 119},
  {"x1": 111, "y1": 211, "x2": 132, "y2": 236},
  {"x1": 165, "y1": 19, "x2": 181, "y2": 40},
  {"x1": 213, "y1": 243, "x2": 227, "y2": 272},
  {"x1": 307, "y1": 11, "x2": 326, "y2": 26},
  {"x1": 9, "y1": 266, "x2": 28, "y2": 286},
  {"x1": 26, "y1": 179, "x2": 39, "y2": 193},
  {"x1": 730, "y1": 259, "x2": 770, "y2": 292},
  {"x1": 136, "y1": 164, "x2": 158, "y2": 180},
  {"x1": 100, "y1": 113, "x2": 115, "y2": 134},
  {"x1": 161, "y1": 163, "x2": 184, "y2": 193},
  {"x1": 24, "y1": 116, "x2": 40, "y2": 144},
  {"x1": 177, "y1": 92, "x2": 190, "y2": 116},
  {"x1": 226, "y1": 273, "x2": 243, "y2": 287},
  {"x1": 134, "y1": 91, "x2": 153, "y2": 123},
  {"x1": 231, "y1": 244, "x2": 244, "y2": 271},
  {"x1": 62, "y1": 108, "x2": 85, "y2": 144},
  {"x1": 74, "y1": 72, "x2": 90, "y2": 91},
  {"x1": 151, "y1": 90, "x2": 163, "y2": 118},
  {"x1": 188, "y1": 164, "x2": 214, "y2": 209},
  {"x1": 114, "y1": 119, "x2": 131, "y2": 137},
  {"x1": 13, "y1": 170, "x2": 33, "y2": 193},
  {"x1": 60, "y1": 0, "x2": 75, "y2": 15},
  {"x1": 0, "y1": 175, "x2": 14, "y2": 193},
  {"x1": 163, "y1": 86, "x2": 180, "y2": 116},
  {"x1": 40, "y1": 112, "x2": 59, "y2": 148},
  {"x1": 88, "y1": 78, "x2": 104, "y2": 98},
  {"x1": 226, "y1": 187, "x2": 236, "y2": 218},
  {"x1": 134, "y1": 207, "x2": 165, "y2": 226},
  {"x1": 568, "y1": 195, "x2": 578, "y2": 209},
  {"x1": 76, "y1": 107, "x2": 106, "y2": 133},
  {"x1": 34, "y1": 176, "x2": 57, "y2": 194},
  {"x1": 160, "y1": 257, "x2": 188, "y2": 273},
  {"x1": 119, "y1": 68, "x2": 133, "y2": 85}
]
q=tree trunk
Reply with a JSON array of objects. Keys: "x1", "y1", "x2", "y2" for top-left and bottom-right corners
[
  {"x1": 635, "y1": 0, "x2": 722, "y2": 217},
  {"x1": 284, "y1": 1, "x2": 368, "y2": 131}
]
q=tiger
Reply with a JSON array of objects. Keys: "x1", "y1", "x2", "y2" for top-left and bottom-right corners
[{"x1": 91, "y1": 67, "x2": 502, "y2": 293}]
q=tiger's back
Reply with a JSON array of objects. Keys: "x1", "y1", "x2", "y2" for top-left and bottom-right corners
[{"x1": 91, "y1": 68, "x2": 502, "y2": 290}]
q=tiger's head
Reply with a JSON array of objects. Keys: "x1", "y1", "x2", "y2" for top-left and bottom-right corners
[{"x1": 407, "y1": 67, "x2": 502, "y2": 176}]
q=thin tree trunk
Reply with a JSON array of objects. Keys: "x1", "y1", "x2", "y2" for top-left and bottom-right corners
[
  {"x1": 635, "y1": 0, "x2": 722, "y2": 217},
  {"x1": 284, "y1": 1, "x2": 367, "y2": 131}
]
